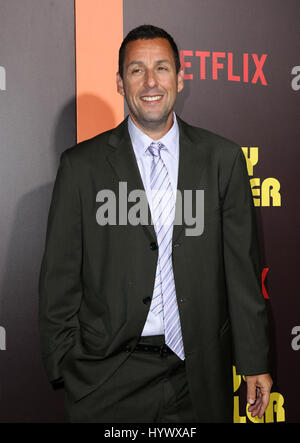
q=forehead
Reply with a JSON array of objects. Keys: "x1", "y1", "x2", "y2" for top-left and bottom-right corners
[{"x1": 123, "y1": 38, "x2": 175, "y2": 67}]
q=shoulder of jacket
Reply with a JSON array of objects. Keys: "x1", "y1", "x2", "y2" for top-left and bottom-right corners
[{"x1": 62, "y1": 127, "x2": 114, "y2": 162}]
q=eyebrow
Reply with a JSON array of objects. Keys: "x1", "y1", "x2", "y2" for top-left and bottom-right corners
[{"x1": 126, "y1": 59, "x2": 172, "y2": 69}]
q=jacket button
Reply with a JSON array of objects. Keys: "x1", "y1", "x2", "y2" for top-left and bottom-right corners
[
  {"x1": 143, "y1": 296, "x2": 151, "y2": 305},
  {"x1": 173, "y1": 243, "x2": 180, "y2": 248},
  {"x1": 150, "y1": 241, "x2": 158, "y2": 250}
]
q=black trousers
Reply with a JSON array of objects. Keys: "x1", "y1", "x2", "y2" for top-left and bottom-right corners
[{"x1": 64, "y1": 335, "x2": 199, "y2": 423}]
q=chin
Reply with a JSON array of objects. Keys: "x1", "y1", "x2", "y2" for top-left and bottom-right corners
[{"x1": 142, "y1": 110, "x2": 171, "y2": 124}]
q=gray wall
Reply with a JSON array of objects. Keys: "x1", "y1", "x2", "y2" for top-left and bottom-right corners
[{"x1": 0, "y1": 0, "x2": 76, "y2": 422}]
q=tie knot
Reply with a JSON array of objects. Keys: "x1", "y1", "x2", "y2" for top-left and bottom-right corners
[{"x1": 148, "y1": 141, "x2": 164, "y2": 158}]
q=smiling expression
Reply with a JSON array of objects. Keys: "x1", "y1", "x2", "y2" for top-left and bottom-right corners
[{"x1": 116, "y1": 38, "x2": 184, "y2": 135}]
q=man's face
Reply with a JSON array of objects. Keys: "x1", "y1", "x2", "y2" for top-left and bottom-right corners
[{"x1": 116, "y1": 38, "x2": 184, "y2": 132}]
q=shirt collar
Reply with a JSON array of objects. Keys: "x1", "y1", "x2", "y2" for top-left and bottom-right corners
[{"x1": 128, "y1": 112, "x2": 179, "y2": 159}]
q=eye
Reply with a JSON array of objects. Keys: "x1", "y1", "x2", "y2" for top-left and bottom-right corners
[
  {"x1": 131, "y1": 68, "x2": 142, "y2": 74},
  {"x1": 158, "y1": 66, "x2": 168, "y2": 71}
]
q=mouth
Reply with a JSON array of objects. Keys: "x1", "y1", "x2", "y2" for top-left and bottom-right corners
[{"x1": 140, "y1": 95, "x2": 164, "y2": 103}]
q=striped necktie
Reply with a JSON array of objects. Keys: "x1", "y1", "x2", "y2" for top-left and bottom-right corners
[{"x1": 147, "y1": 141, "x2": 185, "y2": 360}]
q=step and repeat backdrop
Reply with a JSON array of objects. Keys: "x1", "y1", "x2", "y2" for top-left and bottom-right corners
[{"x1": 0, "y1": 0, "x2": 299, "y2": 422}]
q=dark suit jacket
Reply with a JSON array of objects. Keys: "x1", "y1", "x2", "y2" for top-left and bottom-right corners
[{"x1": 38, "y1": 115, "x2": 270, "y2": 422}]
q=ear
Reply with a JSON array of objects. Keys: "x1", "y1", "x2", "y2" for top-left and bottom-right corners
[
  {"x1": 177, "y1": 67, "x2": 184, "y2": 93},
  {"x1": 116, "y1": 72, "x2": 125, "y2": 96}
]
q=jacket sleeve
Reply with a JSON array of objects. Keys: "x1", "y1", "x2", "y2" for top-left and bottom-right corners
[
  {"x1": 222, "y1": 147, "x2": 270, "y2": 375},
  {"x1": 38, "y1": 151, "x2": 82, "y2": 386}
]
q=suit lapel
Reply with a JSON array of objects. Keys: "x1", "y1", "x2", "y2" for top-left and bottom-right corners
[
  {"x1": 106, "y1": 117, "x2": 157, "y2": 243},
  {"x1": 105, "y1": 115, "x2": 208, "y2": 245},
  {"x1": 173, "y1": 116, "x2": 208, "y2": 243}
]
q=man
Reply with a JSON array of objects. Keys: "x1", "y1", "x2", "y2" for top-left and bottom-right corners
[{"x1": 39, "y1": 25, "x2": 272, "y2": 423}]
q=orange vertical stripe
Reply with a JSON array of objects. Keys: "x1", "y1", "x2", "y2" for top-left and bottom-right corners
[{"x1": 75, "y1": 0, "x2": 124, "y2": 143}]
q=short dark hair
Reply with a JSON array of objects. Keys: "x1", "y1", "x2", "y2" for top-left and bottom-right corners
[{"x1": 118, "y1": 24, "x2": 181, "y2": 79}]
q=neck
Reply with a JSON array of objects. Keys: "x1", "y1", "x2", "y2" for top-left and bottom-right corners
[{"x1": 129, "y1": 112, "x2": 174, "y2": 140}]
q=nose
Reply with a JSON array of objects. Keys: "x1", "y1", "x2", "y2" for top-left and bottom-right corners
[{"x1": 144, "y1": 69, "x2": 157, "y2": 89}]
